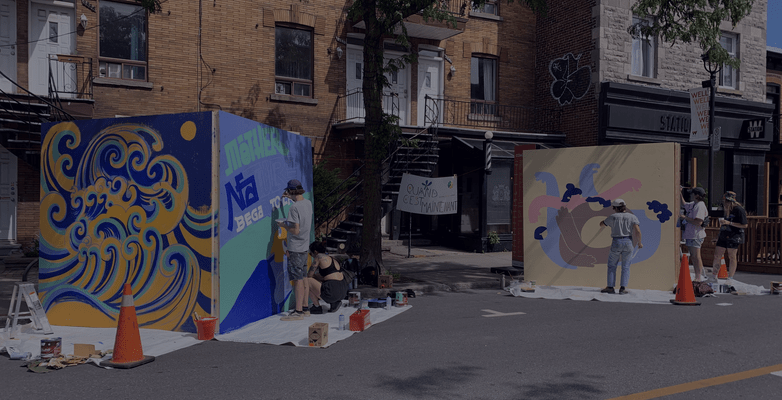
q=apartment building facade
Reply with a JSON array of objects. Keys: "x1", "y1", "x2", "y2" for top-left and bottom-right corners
[
  {"x1": 534, "y1": 0, "x2": 774, "y2": 215},
  {"x1": 1, "y1": 0, "x2": 565, "y2": 252}
]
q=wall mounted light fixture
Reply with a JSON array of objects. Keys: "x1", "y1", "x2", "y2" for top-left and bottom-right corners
[
  {"x1": 80, "y1": 14, "x2": 88, "y2": 29},
  {"x1": 449, "y1": 65, "x2": 456, "y2": 76},
  {"x1": 336, "y1": 47, "x2": 343, "y2": 60}
]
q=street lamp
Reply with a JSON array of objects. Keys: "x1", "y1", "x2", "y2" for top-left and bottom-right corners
[{"x1": 701, "y1": 48, "x2": 722, "y2": 211}]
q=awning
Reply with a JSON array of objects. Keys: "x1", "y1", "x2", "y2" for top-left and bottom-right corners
[{"x1": 453, "y1": 137, "x2": 554, "y2": 158}]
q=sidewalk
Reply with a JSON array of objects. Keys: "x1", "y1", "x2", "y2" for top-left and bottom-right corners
[{"x1": 353, "y1": 242, "x2": 512, "y2": 298}]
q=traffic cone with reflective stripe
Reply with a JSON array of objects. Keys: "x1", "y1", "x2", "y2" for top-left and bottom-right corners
[
  {"x1": 717, "y1": 256, "x2": 729, "y2": 279},
  {"x1": 101, "y1": 283, "x2": 155, "y2": 368},
  {"x1": 671, "y1": 253, "x2": 700, "y2": 306}
]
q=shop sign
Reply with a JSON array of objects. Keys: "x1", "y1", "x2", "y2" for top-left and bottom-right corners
[{"x1": 742, "y1": 119, "x2": 765, "y2": 139}]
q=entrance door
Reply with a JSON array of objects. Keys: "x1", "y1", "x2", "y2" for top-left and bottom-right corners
[
  {"x1": 417, "y1": 58, "x2": 443, "y2": 126},
  {"x1": 0, "y1": 0, "x2": 16, "y2": 93},
  {"x1": 384, "y1": 54, "x2": 409, "y2": 125},
  {"x1": 29, "y1": 3, "x2": 75, "y2": 97},
  {"x1": 346, "y1": 46, "x2": 364, "y2": 122},
  {"x1": 0, "y1": 146, "x2": 17, "y2": 247}
]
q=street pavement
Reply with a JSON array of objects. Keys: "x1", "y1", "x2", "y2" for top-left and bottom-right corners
[{"x1": 2, "y1": 246, "x2": 782, "y2": 399}]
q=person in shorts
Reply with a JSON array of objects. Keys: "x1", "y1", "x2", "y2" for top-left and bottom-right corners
[
  {"x1": 306, "y1": 241, "x2": 348, "y2": 314},
  {"x1": 277, "y1": 179, "x2": 313, "y2": 321},
  {"x1": 680, "y1": 187, "x2": 708, "y2": 281},
  {"x1": 599, "y1": 199, "x2": 643, "y2": 294},
  {"x1": 712, "y1": 191, "x2": 748, "y2": 292}
]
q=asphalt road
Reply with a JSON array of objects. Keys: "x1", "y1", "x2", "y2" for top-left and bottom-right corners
[{"x1": 2, "y1": 287, "x2": 781, "y2": 400}]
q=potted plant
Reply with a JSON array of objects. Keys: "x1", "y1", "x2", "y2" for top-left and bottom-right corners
[{"x1": 487, "y1": 231, "x2": 500, "y2": 252}]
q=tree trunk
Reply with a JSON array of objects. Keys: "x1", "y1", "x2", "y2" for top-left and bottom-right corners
[{"x1": 359, "y1": 6, "x2": 386, "y2": 271}]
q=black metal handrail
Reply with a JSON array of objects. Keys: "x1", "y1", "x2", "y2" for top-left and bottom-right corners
[
  {"x1": 48, "y1": 54, "x2": 93, "y2": 100},
  {"x1": 333, "y1": 89, "x2": 400, "y2": 124},
  {"x1": 439, "y1": 97, "x2": 562, "y2": 133},
  {"x1": 0, "y1": 67, "x2": 74, "y2": 121}
]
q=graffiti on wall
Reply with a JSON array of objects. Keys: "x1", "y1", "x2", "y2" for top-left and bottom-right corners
[
  {"x1": 549, "y1": 53, "x2": 591, "y2": 106},
  {"x1": 39, "y1": 113, "x2": 215, "y2": 332}
]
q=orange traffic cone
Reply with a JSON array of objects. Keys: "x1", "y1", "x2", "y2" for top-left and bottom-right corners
[
  {"x1": 717, "y1": 256, "x2": 729, "y2": 279},
  {"x1": 101, "y1": 283, "x2": 155, "y2": 368},
  {"x1": 671, "y1": 253, "x2": 701, "y2": 306}
]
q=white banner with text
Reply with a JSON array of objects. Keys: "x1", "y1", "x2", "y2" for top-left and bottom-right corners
[
  {"x1": 396, "y1": 173, "x2": 458, "y2": 215},
  {"x1": 689, "y1": 87, "x2": 710, "y2": 142}
]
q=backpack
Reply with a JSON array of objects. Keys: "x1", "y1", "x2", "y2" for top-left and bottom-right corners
[
  {"x1": 340, "y1": 258, "x2": 358, "y2": 283},
  {"x1": 693, "y1": 281, "x2": 714, "y2": 297}
]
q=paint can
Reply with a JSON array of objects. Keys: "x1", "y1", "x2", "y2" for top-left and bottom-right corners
[{"x1": 40, "y1": 337, "x2": 62, "y2": 359}]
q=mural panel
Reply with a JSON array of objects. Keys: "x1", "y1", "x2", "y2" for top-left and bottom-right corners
[
  {"x1": 523, "y1": 143, "x2": 678, "y2": 290},
  {"x1": 39, "y1": 112, "x2": 215, "y2": 332},
  {"x1": 217, "y1": 112, "x2": 313, "y2": 334}
]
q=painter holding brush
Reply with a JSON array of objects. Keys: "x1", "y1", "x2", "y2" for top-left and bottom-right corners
[
  {"x1": 277, "y1": 179, "x2": 314, "y2": 321},
  {"x1": 599, "y1": 199, "x2": 642, "y2": 294}
]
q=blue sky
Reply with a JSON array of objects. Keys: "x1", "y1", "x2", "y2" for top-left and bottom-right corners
[{"x1": 770, "y1": 0, "x2": 782, "y2": 47}]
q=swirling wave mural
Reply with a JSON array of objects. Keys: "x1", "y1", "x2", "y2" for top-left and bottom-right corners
[{"x1": 39, "y1": 114, "x2": 214, "y2": 332}]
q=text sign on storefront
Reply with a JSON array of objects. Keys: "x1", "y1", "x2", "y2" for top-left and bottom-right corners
[{"x1": 396, "y1": 173, "x2": 458, "y2": 215}]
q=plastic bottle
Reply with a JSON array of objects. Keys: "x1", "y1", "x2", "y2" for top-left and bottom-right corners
[
  {"x1": 339, "y1": 313, "x2": 345, "y2": 330},
  {"x1": 386, "y1": 294, "x2": 392, "y2": 310}
]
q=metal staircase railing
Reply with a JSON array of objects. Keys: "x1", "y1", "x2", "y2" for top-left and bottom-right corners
[{"x1": 317, "y1": 95, "x2": 442, "y2": 253}]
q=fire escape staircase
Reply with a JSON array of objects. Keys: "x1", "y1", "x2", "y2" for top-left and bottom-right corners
[{"x1": 317, "y1": 96, "x2": 442, "y2": 254}]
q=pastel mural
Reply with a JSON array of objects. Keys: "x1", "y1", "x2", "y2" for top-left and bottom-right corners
[
  {"x1": 522, "y1": 143, "x2": 679, "y2": 290},
  {"x1": 40, "y1": 112, "x2": 216, "y2": 332},
  {"x1": 39, "y1": 111, "x2": 313, "y2": 334},
  {"x1": 217, "y1": 112, "x2": 313, "y2": 334}
]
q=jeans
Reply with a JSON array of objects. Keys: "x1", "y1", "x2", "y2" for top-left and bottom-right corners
[{"x1": 607, "y1": 237, "x2": 633, "y2": 287}]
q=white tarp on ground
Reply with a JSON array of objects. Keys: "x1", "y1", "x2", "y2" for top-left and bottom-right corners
[
  {"x1": 0, "y1": 324, "x2": 201, "y2": 359},
  {"x1": 215, "y1": 304, "x2": 412, "y2": 348},
  {"x1": 507, "y1": 270, "x2": 767, "y2": 303}
]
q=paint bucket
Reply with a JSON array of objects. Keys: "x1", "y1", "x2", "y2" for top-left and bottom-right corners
[
  {"x1": 195, "y1": 317, "x2": 218, "y2": 340},
  {"x1": 40, "y1": 337, "x2": 62, "y2": 359}
]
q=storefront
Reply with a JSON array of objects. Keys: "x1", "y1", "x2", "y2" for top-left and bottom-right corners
[{"x1": 599, "y1": 82, "x2": 775, "y2": 214}]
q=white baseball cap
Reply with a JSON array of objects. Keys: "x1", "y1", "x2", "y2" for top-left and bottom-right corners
[{"x1": 611, "y1": 199, "x2": 625, "y2": 207}]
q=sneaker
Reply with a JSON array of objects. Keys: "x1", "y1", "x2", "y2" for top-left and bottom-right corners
[
  {"x1": 328, "y1": 300, "x2": 342, "y2": 313},
  {"x1": 302, "y1": 307, "x2": 311, "y2": 317},
  {"x1": 600, "y1": 287, "x2": 615, "y2": 294},
  {"x1": 310, "y1": 305, "x2": 324, "y2": 314},
  {"x1": 728, "y1": 286, "x2": 738, "y2": 294},
  {"x1": 618, "y1": 287, "x2": 628, "y2": 295},
  {"x1": 280, "y1": 311, "x2": 304, "y2": 321}
]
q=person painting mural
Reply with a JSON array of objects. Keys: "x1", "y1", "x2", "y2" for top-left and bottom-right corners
[
  {"x1": 680, "y1": 187, "x2": 708, "y2": 282},
  {"x1": 711, "y1": 191, "x2": 748, "y2": 293},
  {"x1": 277, "y1": 179, "x2": 314, "y2": 321},
  {"x1": 599, "y1": 199, "x2": 642, "y2": 294}
]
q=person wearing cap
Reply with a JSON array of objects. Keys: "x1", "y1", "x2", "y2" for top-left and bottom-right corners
[
  {"x1": 277, "y1": 179, "x2": 314, "y2": 321},
  {"x1": 599, "y1": 199, "x2": 642, "y2": 294},
  {"x1": 712, "y1": 191, "x2": 748, "y2": 291},
  {"x1": 680, "y1": 186, "x2": 708, "y2": 281}
]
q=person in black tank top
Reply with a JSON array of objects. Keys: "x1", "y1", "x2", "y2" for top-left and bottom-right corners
[{"x1": 306, "y1": 242, "x2": 348, "y2": 313}]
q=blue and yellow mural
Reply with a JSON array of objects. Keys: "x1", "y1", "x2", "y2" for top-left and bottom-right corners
[
  {"x1": 40, "y1": 113, "x2": 215, "y2": 332},
  {"x1": 39, "y1": 111, "x2": 313, "y2": 334}
]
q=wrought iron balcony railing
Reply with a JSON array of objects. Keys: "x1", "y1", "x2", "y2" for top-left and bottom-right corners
[
  {"x1": 48, "y1": 54, "x2": 93, "y2": 100},
  {"x1": 439, "y1": 97, "x2": 562, "y2": 133}
]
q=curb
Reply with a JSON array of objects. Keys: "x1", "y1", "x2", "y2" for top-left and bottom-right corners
[{"x1": 354, "y1": 277, "x2": 502, "y2": 298}]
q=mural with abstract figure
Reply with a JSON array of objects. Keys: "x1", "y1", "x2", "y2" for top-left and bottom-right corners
[
  {"x1": 549, "y1": 53, "x2": 591, "y2": 106},
  {"x1": 522, "y1": 143, "x2": 679, "y2": 290},
  {"x1": 39, "y1": 113, "x2": 216, "y2": 332}
]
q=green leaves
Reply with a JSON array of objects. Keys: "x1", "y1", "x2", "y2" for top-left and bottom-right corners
[{"x1": 629, "y1": 0, "x2": 754, "y2": 69}]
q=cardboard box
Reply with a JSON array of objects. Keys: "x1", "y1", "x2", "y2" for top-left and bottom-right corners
[
  {"x1": 73, "y1": 344, "x2": 95, "y2": 358},
  {"x1": 308, "y1": 322, "x2": 329, "y2": 347},
  {"x1": 349, "y1": 309, "x2": 371, "y2": 331},
  {"x1": 771, "y1": 281, "x2": 781, "y2": 295},
  {"x1": 378, "y1": 275, "x2": 393, "y2": 289}
]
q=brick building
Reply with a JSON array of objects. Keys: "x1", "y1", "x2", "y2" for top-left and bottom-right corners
[
  {"x1": 766, "y1": 46, "x2": 782, "y2": 217},
  {"x1": 0, "y1": 0, "x2": 773, "y2": 254}
]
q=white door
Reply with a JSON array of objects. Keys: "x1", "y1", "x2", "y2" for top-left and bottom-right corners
[
  {"x1": 418, "y1": 58, "x2": 444, "y2": 126},
  {"x1": 0, "y1": 146, "x2": 17, "y2": 246},
  {"x1": 29, "y1": 3, "x2": 75, "y2": 97},
  {"x1": 384, "y1": 54, "x2": 409, "y2": 125},
  {"x1": 346, "y1": 46, "x2": 364, "y2": 122},
  {"x1": 0, "y1": 0, "x2": 16, "y2": 93}
]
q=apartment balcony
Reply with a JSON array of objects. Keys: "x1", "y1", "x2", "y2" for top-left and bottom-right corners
[
  {"x1": 438, "y1": 97, "x2": 562, "y2": 134},
  {"x1": 352, "y1": 0, "x2": 469, "y2": 41}
]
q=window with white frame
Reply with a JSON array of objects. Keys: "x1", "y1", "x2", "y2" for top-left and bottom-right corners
[
  {"x1": 275, "y1": 26, "x2": 313, "y2": 97},
  {"x1": 719, "y1": 32, "x2": 738, "y2": 89},
  {"x1": 630, "y1": 16, "x2": 655, "y2": 78},
  {"x1": 99, "y1": 1, "x2": 147, "y2": 81},
  {"x1": 472, "y1": 1, "x2": 498, "y2": 15},
  {"x1": 470, "y1": 56, "x2": 497, "y2": 115}
]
